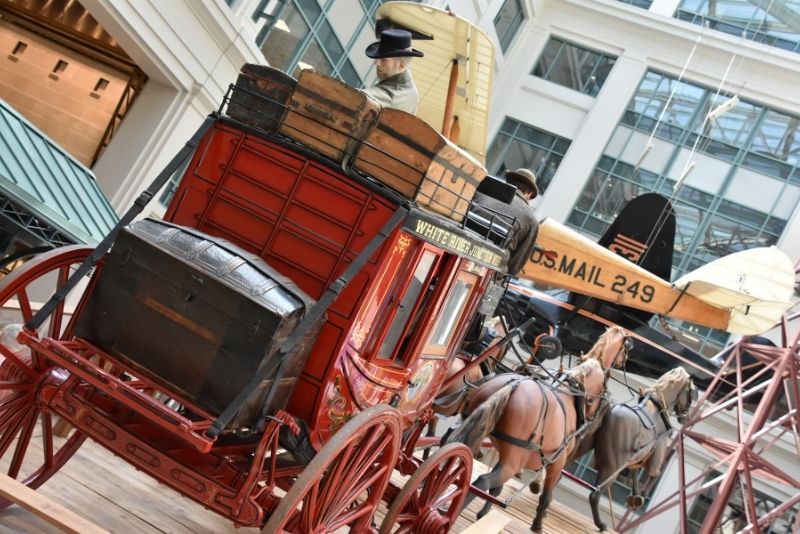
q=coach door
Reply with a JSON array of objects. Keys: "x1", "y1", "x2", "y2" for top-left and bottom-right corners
[{"x1": 395, "y1": 258, "x2": 487, "y2": 415}]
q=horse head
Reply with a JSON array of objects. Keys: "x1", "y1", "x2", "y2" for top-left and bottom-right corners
[
  {"x1": 649, "y1": 367, "x2": 695, "y2": 424},
  {"x1": 584, "y1": 325, "x2": 632, "y2": 373},
  {"x1": 674, "y1": 373, "x2": 696, "y2": 424}
]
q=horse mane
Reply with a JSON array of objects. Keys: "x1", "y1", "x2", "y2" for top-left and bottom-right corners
[
  {"x1": 568, "y1": 357, "x2": 602, "y2": 383},
  {"x1": 645, "y1": 367, "x2": 690, "y2": 398},
  {"x1": 581, "y1": 325, "x2": 627, "y2": 362}
]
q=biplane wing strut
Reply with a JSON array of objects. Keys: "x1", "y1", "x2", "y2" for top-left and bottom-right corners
[{"x1": 517, "y1": 219, "x2": 795, "y2": 335}]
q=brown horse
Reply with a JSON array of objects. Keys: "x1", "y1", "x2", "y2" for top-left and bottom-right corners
[
  {"x1": 521, "y1": 325, "x2": 631, "y2": 469},
  {"x1": 444, "y1": 357, "x2": 606, "y2": 532},
  {"x1": 588, "y1": 367, "x2": 695, "y2": 531},
  {"x1": 442, "y1": 323, "x2": 630, "y2": 414},
  {"x1": 566, "y1": 325, "x2": 633, "y2": 462}
]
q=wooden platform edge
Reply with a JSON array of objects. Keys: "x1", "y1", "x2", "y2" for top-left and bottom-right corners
[
  {"x1": 460, "y1": 508, "x2": 512, "y2": 534},
  {"x1": 0, "y1": 474, "x2": 109, "y2": 534}
]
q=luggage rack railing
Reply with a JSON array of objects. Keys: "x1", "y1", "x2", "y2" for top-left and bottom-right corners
[
  {"x1": 220, "y1": 84, "x2": 424, "y2": 196},
  {"x1": 464, "y1": 203, "x2": 516, "y2": 249},
  {"x1": 220, "y1": 83, "x2": 437, "y2": 200},
  {"x1": 221, "y1": 66, "x2": 488, "y2": 214},
  {"x1": 218, "y1": 82, "x2": 513, "y2": 250},
  {"x1": 19, "y1": 332, "x2": 218, "y2": 453}
]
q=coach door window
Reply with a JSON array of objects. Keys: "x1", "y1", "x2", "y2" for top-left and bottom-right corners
[
  {"x1": 426, "y1": 269, "x2": 480, "y2": 355},
  {"x1": 376, "y1": 248, "x2": 441, "y2": 362}
]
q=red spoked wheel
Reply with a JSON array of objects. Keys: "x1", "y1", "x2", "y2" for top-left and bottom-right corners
[
  {"x1": 0, "y1": 245, "x2": 94, "y2": 508},
  {"x1": 380, "y1": 443, "x2": 473, "y2": 534},
  {"x1": 262, "y1": 404, "x2": 402, "y2": 533}
]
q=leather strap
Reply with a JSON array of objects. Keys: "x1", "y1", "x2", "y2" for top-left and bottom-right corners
[{"x1": 209, "y1": 206, "x2": 408, "y2": 436}]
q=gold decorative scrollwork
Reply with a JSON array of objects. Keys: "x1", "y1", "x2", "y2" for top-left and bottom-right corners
[
  {"x1": 351, "y1": 322, "x2": 368, "y2": 350},
  {"x1": 394, "y1": 233, "x2": 413, "y2": 255},
  {"x1": 327, "y1": 376, "x2": 352, "y2": 434}
]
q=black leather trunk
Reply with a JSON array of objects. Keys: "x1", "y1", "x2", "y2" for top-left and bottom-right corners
[{"x1": 75, "y1": 219, "x2": 318, "y2": 429}]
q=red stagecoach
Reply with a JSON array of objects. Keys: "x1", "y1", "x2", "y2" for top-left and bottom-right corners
[
  {"x1": 0, "y1": 4, "x2": 509, "y2": 532},
  {"x1": 0, "y1": 3, "x2": 792, "y2": 533}
]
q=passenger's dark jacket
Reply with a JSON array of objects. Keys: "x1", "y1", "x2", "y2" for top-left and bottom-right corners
[{"x1": 471, "y1": 190, "x2": 539, "y2": 276}]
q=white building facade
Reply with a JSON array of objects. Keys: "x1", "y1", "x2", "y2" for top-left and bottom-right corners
[{"x1": 45, "y1": 1, "x2": 799, "y2": 531}]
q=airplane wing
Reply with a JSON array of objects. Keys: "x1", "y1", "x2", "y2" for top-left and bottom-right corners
[
  {"x1": 673, "y1": 247, "x2": 795, "y2": 335},
  {"x1": 515, "y1": 219, "x2": 797, "y2": 335},
  {"x1": 374, "y1": 2, "x2": 494, "y2": 163}
]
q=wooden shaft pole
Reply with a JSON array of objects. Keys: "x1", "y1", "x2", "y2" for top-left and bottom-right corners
[
  {"x1": 442, "y1": 59, "x2": 459, "y2": 138},
  {"x1": 450, "y1": 116, "x2": 461, "y2": 144}
]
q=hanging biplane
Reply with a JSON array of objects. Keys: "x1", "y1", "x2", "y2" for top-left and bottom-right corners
[
  {"x1": 0, "y1": 2, "x2": 794, "y2": 533},
  {"x1": 500, "y1": 190, "x2": 795, "y2": 388}
]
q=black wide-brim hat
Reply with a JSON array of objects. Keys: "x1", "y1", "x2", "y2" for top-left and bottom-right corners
[{"x1": 366, "y1": 29, "x2": 424, "y2": 59}]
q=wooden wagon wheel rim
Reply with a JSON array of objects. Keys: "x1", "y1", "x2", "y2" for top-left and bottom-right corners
[
  {"x1": 0, "y1": 246, "x2": 93, "y2": 509},
  {"x1": 262, "y1": 404, "x2": 402, "y2": 533},
  {"x1": 379, "y1": 442, "x2": 472, "y2": 534}
]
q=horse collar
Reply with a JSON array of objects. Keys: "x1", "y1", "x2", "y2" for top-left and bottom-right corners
[
  {"x1": 641, "y1": 392, "x2": 672, "y2": 431},
  {"x1": 559, "y1": 373, "x2": 585, "y2": 394}
]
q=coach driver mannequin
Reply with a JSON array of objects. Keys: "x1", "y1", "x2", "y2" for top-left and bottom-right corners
[{"x1": 363, "y1": 29, "x2": 423, "y2": 114}]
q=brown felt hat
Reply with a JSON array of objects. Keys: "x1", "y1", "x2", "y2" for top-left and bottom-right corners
[{"x1": 505, "y1": 168, "x2": 539, "y2": 198}]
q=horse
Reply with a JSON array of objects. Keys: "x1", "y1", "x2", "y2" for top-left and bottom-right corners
[
  {"x1": 439, "y1": 324, "x2": 631, "y2": 468},
  {"x1": 588, "y1": 367, "x2": 696, "y2": 532},
  {"x1": 579, "y1": 325, "x2": 632, "y2": 376},
  {"x1": 564, "y1": 325, "x2": 633, "y2": 464},
  {"x1": 443, "y1": 357, "x2": 607, "y2": 532}
]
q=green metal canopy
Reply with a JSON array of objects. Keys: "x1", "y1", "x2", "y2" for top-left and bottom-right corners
[{"x1": 0, "y1": 98, "x2": 118, "y2": 247}]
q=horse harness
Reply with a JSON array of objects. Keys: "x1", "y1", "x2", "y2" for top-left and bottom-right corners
[
  {"x1": 488, "y1": 373, "x2": 591, "y2": 467},
  {"x1": 593, "y1": 392, "x2": 678, "y2": 491},
  {"x1": 433, "y1": 372, "x2": 496, "y2": 415},
  {"x1": 624, "y1": 393, "x2": 673, "y2": 434}
]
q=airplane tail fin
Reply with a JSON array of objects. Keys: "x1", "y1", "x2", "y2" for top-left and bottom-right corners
[{"x1": 570, "y1": 193, "x2": 676, "y2": 326}]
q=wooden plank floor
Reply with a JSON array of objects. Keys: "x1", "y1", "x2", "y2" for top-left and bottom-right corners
[
  {"x1": 0, "y1": 438, "x2": 610, "y2": 533},
  {"x1": 454, "y1": 461, "x2": 613, "y2": 534}
]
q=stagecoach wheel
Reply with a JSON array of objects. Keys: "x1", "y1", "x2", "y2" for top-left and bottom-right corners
[
  {"x1": 262, "y1": 404, "x2": 402, "y2": 533},
  {"x1": 379, "y1": 443, "x2": 472, "y2": 534},
  {"x1": 0, "y1": 246, "x2": 94, "y2": 509}
]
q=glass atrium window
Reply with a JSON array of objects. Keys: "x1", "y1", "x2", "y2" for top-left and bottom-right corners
[
  {"x1": 675, "y1": 0, "x2": 800, "y2": 54},
  {"x1": 253, "y1": 0, "x2": 372, "y2": 87},
  {"x1": 618, "y1": 0, "x2": 653, "y2": 7},
  {"x1": 256, "y1": 1, "x2": 313, "y2": 73},
  {"x1": 494, "y1": 0, "x2": 525, "y2": 53},
  {"x1": 569, "y1": 70, "x2": 799, "y2": 353},
  {"x1": 487, "y1": 118, "x2": 571, "y2": 196},
  {"x1": 532, "y1": 37, "x2": 617, "y2": 96}
]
